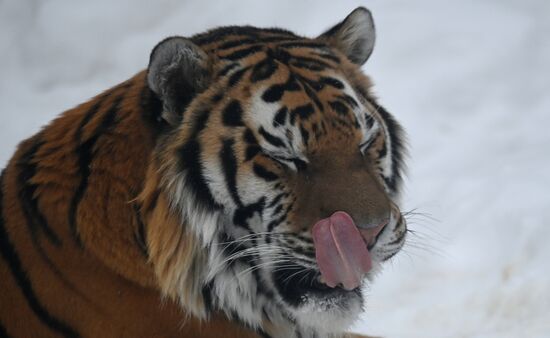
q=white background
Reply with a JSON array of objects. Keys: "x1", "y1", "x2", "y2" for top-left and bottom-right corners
[{"x1": 1, "y1": 1, "x2": 549, "y2": 337}]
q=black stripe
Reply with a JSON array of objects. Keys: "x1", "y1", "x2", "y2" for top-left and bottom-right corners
[
  {"x1": 193, "y1": 27, "x2": 254, "y2": 46},
  {"x1": 192, "y1": 26, "x2": 292, "y2": 46},
  {"x1": 339, "y1": 94, "x2": 359, "y2": 108},
  {"x1": 233, "y1": 197, "x2": 265, "y2": 231},
  {"x1": 299, "y1": 126, "x2": 310, "y2": 146},
  {"x1": 245, "y1": 146, "x2": 260, "y2": 162},
  {"x1": 261, "y1": 36, "x2": 298, "y2": 44},
  {"x1": 0, "y1": 173, "x2": 80, "y2": 338},
  {"x1": 365, "y1": 114, "x2": 375, "y2": 129},
  {"x1": 267, "y1": 213, "x2": 287, "y2": 232},
  {"x1": 365, "y1": 97, "x2": 405, "y2": 193},
  {"x1": 179, "y1": 139, "x2": 220, "y2": 211},
  {"x1": 253, "y1": 164, "x2": 278, "y2": 182},
  {"x1": 329, "y1": 101, "x2": 349, "y2": 116},
  {"x1": 295, "y1": 73, "x2": 323, "y2": 92},
  {"x1": 201, "y1": 280, "x2": 215, "y2": 313},
  {"x1": 268, "y1": 48, "x2": 292, "y2": 64},
  {"x1": 378, "y1": 138, "x2": 388, "y2": 160},
  {"x1": 312, "y1": 52, "x2": 341, "y2": 64},
  {"x1": 261, "y1": 74, "x2": 300, "y2": 103},
  {"x1": 222, "y1": 100, "x2": 244, "y2": 127},
  {"x1": 192, "y1": 26, "x2": 296, "y2": 47},
  {"x1": 243, "y1": 128, "x2": 258, "y2": 145},
  {"x1": 220, "y1": 139, "x2": 242, "y2": 207},
  {"x1": 276, "y1": 41, "x2": 327, "y2": 49},
  {"x1": 14, "y1": 138, "x2": 99, "y2": 304},
  {"x1": 251, "y1": 27, "x2": 295, "y2": 36},
  {"x1": 243, "y1": 128, "x2": 262, "y2": 162},
  {"x1": 271, "y1": 204, "x2": 284, "y2": 217},
  {"x1": 261, "y1": 84, "x2": 285, "y2": 103},
  {"x1": 267, "y1": 193, "x2": 285, "y2": 209},
  {"x1": 190, "y1": 109, "x2": 211, "y2": 139},
  {"x1": 320, "y1": 76, "x2": 344, "y2": 89},
  {"x1": 290, "y1": 61, "x2": 324, "y2": 71},
  {"x1": 211, "y1": 92, "x2": 224, "y2": 104},
  {"x1": 293, "y1": 55, "x2": 331, "y2": 69},
  {"x1": 16, "y1": 136, "x2": 61, "y2": 246},
  {"x1": 289, "y1": 55, "x2": 331, "y2": 71},
  {"x1": 221, "y1": 45, "x2": 263, "y2": 61},
  {"x1": 0, "y1": 320, "x2": 10, "y2": 338},
  {"x1": 69, "y1": 95, "x2": 122, "y2": 244},
  {"x1": 250, "y1": 58, "x2": 278, "y2": 83},
  {"x1": 290, "y1": 104, "x2": 314, "y2": 124},
  {"x1": 228, "y1": 67, "x2": 250, "y2": 87},
  {"x1": 243, "y1": 129, "x2": 261, "y2": 161},
  {"x1": 273, "y1": 107, "x2": 287, "y2": 127},
  {"x1": 218, "y1": 63, "x2": 239, "y2": 77},
  {"x1": 196, "y1": 26, "x2": 295, "y2": 45},
  {"x1": 301, "y1": 80, "x2": 324, "y2": 112},
  {"x1": 218, "y1": 38, "x2": 257, "y2": 50},
  {"x1": 178, "y1": 109, "x2": 221, "y2": 211},
  {"x1": 258, "y1": 127, "x2": 285, "y2": 148}
]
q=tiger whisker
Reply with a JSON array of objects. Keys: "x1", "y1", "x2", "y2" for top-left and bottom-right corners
[
  {"x1": 211, "y1": 246, "x2": 294, "y2": 272},
  {"x1": 215, "y1": 232, "x2": 300, "y2": 246},
  {"x1": 236, "y1": 261, "x2": 297, "y2": 278}
]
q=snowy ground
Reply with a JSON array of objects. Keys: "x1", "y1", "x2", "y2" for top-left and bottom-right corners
[{"x1": 1, "y1": 0, "x2": 549, "y2": 337}]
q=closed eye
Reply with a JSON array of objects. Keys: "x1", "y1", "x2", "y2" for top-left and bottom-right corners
[{"x1": 268, "y1": 154, "x2": 308, "y2": 171}]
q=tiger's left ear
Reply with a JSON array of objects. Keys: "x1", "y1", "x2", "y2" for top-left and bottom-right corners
[
  {"x1": 319, "y1": 7, "x2": 376, "y2": 65},
  {"x1": 147, "y1": 37, "x2": 212, "y2": 126}
]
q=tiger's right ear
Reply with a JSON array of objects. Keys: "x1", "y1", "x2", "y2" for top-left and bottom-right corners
[{"x1": 147, "y1": 37, "x2": 211, "y2": 126}]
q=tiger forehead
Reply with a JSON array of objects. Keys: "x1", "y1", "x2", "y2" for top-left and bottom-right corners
[
  {"x1": 212, "y1": 43, "x2": 343, "y2": 81},
  {"x1": 182, "y1": 29, "x2": 373, "y2": 156},
  {"x1": 194, "y1": 26, "x2": 323, "y2": 55},
  {"x1": 194, "y1": 27, "x2": 341, "y2": 75}
]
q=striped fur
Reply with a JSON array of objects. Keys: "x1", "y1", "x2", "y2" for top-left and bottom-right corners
[{"x1": 0, "y1": 7, "x2": 404, "y2": 338}]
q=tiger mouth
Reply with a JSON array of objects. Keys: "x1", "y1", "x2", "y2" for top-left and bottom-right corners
[
  {"x1": 311, "y1": 212, "x2": 390, "y2": 290},
  {"x1": 272, "y1": 262, "x2": 362, "y2": 306},
  {"x1": 272, "y1": 218, "x2": 392, "y2": 305}
]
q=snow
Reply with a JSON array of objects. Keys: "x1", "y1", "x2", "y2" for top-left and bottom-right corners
[{"x1": 1, "y1": 0, "x2": 549, "y2": 337}]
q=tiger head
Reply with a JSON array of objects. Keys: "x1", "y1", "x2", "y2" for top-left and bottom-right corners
[{"x1": 143, "y1": 7, "x2": 406, "y2": 336}]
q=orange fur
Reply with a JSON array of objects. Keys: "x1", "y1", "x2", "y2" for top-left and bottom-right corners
[
  {"x1": 0, "y1": 12, "x2": 399, "y2": 337},
  {"x1": 0, "y1": 72, "x2": 262, "y2": 337}
]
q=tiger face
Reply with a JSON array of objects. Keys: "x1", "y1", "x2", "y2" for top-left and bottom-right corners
[{"x1": 147, "y1": 7, "x2": 406, "y2": 336}]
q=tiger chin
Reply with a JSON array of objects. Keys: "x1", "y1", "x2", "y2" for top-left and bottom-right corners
[{"x1": 0, "y1": 7, "x2": 407, "y2": 338}]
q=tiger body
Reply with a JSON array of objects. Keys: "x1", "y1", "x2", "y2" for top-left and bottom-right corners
[{"x1": 0, "y1": 8, "x2": 406, "y2": 338}]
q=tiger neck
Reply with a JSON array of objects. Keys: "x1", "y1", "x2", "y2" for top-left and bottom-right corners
[{"x1": 138, "y1": 166, "x2": 347, "y2": 338}]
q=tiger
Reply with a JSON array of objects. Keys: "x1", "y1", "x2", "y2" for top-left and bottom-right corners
[{"x1": 0, "y1": 6, "x2": 407, "y2": 338}]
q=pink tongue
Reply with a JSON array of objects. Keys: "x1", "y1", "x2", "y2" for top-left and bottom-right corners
[{"x1": 312, "y1": 211, "x2": 372, "y2": 290}]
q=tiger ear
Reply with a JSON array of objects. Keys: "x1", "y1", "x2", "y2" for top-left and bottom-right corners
[
  {"x1": 147, "y1": 37, "x2": 211, "y2": 126},
  {"x1": 319, "y1": 7, "x2": 376, "y2": 65}
]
